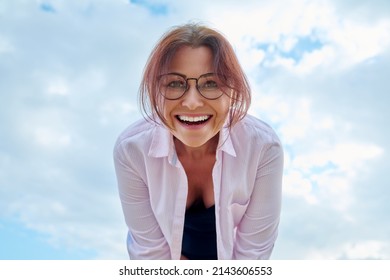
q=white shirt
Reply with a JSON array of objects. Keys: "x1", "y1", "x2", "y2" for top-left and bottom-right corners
[{"x1": 113, "y1": 114, "x2": 283, "y2": 260}]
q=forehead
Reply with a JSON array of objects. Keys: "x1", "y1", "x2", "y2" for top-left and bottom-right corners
[{"x1": 167, "y1": 46, "x2": 214, "y2": 76}]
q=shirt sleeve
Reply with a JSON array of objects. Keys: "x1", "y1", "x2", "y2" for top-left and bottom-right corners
[
  {"x1": 233, "y1": 141, "x2": 284, "y2": 259},
  {"x1": 113, "y1": 141, "x2": 171, "y2": 259}
]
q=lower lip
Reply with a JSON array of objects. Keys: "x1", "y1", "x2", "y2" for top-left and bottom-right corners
[{"x1": 175, "y1": 116, "x2": 212, "y2": 130}]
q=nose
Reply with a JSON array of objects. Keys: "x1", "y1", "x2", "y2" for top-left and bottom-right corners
[{"x1": 181, "y1": 80, "x2": 204, "y2": 110}]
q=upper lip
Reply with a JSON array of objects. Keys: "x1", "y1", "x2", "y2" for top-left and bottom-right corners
[{"x1": 175, "y1": 113, "x2": 212, "y2": 116}]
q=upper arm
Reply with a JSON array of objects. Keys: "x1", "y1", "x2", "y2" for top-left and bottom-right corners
[
  {"x1": 113, "y1": 142, "x2": 171, "y2": 259},
  {"x1": 234, "y1": 142, "x2": 284, "y2": 259}
]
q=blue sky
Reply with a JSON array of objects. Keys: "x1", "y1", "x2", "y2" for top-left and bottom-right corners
[{"x1": 1, "y1": 0, "x2": 389, "y2": 259}]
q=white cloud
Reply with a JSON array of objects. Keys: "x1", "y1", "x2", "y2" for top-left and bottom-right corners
[
  {"x1": 211, "y1": 0, "x2": 390, "y2": 75},
  {"x1": 283, "y1": 170, "x2": 318, "y2": 204},
  {"x1": 99, "y1": 99, "x2": 138, "y2": 126},
  {"x1": 307, "y1": 240, "x2": 390, "y2": 259},
  {"x1": 32, "y1": 126, "x2": 72, "y2": 148},
  {"x1": 7, "y1": 189, "x2": 128, "y2": 259},
  {"x1": 238, "y1": 0, "x2": 389, "y2": 221},
  {"x1": 0, "y1": 35, "x2": 14, "y2": 54},
  {"x1": 249, "y1": 82, "x2": 384, "y2": 215},
  {"x1": 334, "y1": 20, "x2": 390, "y2": 57},
  {"x1": 292, "y1": 45, "x2": 336, "y2": 74},
  {"x1": 46, "y1": 78, "x2": 70, "y2": 96},
  {"x1": 1, "y1": 0, "x2": 389, "y2": 260},
  {"x1": 343, "y1": 241, "x2": 390, "y2": 259}
]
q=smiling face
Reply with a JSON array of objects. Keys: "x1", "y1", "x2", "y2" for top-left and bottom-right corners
[{"x1": 162, "y1": 46, "x2": 231, "y2": 149}]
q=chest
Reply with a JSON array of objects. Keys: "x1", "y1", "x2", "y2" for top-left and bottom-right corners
[{"x1": 179, "y1": 156, "x2": 216, "y2": 208}]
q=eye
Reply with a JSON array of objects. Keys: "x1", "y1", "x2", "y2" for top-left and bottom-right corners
[
  {"x1": 205, "y1": 80, "x2": 218, "y2": 88},
  {"x1": 199, "y1": 79, "x2": 219, "y2": 90},
  {"x1": 167, "y1": 80, "x2": 186, "y2": 89}
]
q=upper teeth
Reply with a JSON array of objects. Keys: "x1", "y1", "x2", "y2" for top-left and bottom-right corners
[{"x1": 178, "y1": 115, "x2": 210, "y2": 122}]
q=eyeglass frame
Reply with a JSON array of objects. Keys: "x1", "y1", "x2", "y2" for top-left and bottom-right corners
[{"x1": 157, "y1": 72, "x2": 226, "y2": 100}]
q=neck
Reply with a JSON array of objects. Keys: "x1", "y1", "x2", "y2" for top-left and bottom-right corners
[{"x1": 174, "y1": 133, "x2": 219, "y2": 160}]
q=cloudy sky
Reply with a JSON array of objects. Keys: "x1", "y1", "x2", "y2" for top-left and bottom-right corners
[{"x1": 1, "y1": 0, "x2": 389, "y2": 259}]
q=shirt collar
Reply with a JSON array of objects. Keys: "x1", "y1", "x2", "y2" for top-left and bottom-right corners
[
  {"x1": 217, "y1": 124, "x2": 237, "y2": 157},
  {"x1": 148, "y1": 121, "x2": 237, "y2": 160},
  {"x1": 148, "y1": 122, "x2": 173, "y2": 158}
]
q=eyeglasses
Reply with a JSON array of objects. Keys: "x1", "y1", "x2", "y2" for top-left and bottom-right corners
[{"x1": 157, "y1": 72, "x2": 225, "y2": 100}]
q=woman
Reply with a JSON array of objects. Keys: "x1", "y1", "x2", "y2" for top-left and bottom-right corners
[{"x1": 113, "y1": 23, "x2": 283, "y2": 260}]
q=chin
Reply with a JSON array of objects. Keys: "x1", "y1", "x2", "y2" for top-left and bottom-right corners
[{"x1": 175, "y1": 136, "x2": 210, "y2": 148}]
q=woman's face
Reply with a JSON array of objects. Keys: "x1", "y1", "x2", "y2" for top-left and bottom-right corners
[{"x1": 162, "y1": 46, "x2": 231, "y2": 148}]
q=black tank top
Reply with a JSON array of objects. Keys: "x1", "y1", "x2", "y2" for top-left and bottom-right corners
[{"x1": 181, "y1": 200, "x2": 218, "y2": 260}]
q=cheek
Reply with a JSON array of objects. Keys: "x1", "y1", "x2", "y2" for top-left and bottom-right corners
[
  {"x1": 216, "y1": 97, "x2": 231, "y2": 118},
  {"x1": 162, "y1": 101, "x2": 176, "y2": 124},
  {"x1": 160, "y1": 98, "x2": 168, "y2": 117}
]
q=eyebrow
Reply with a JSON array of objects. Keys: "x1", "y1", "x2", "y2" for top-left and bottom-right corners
[{"x1": 163, "y1": 72, "x2": 215, "y2": 79}]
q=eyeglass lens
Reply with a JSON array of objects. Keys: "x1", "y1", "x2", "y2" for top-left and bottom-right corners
[{"x1": 158, "y1": 74, "x2": 224, "y2": 100}]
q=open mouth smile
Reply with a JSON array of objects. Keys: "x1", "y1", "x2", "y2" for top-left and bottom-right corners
[{"x1": 176, "y1": 115, "x2": 212, "y2": 126}]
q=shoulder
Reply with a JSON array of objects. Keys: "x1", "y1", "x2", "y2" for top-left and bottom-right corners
[
  {"x1": 114, "y1": 118, "x2": 157, "y2": 156},
  {"x1": 116, "y1": 118, "x2": 156, "y2": 143},
  {"x1": 229, "y1": 115, "x2": 284, "y2": 168},
  {"x1": 231, "y1": 114, "x2": 281, "y2": 146}
]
